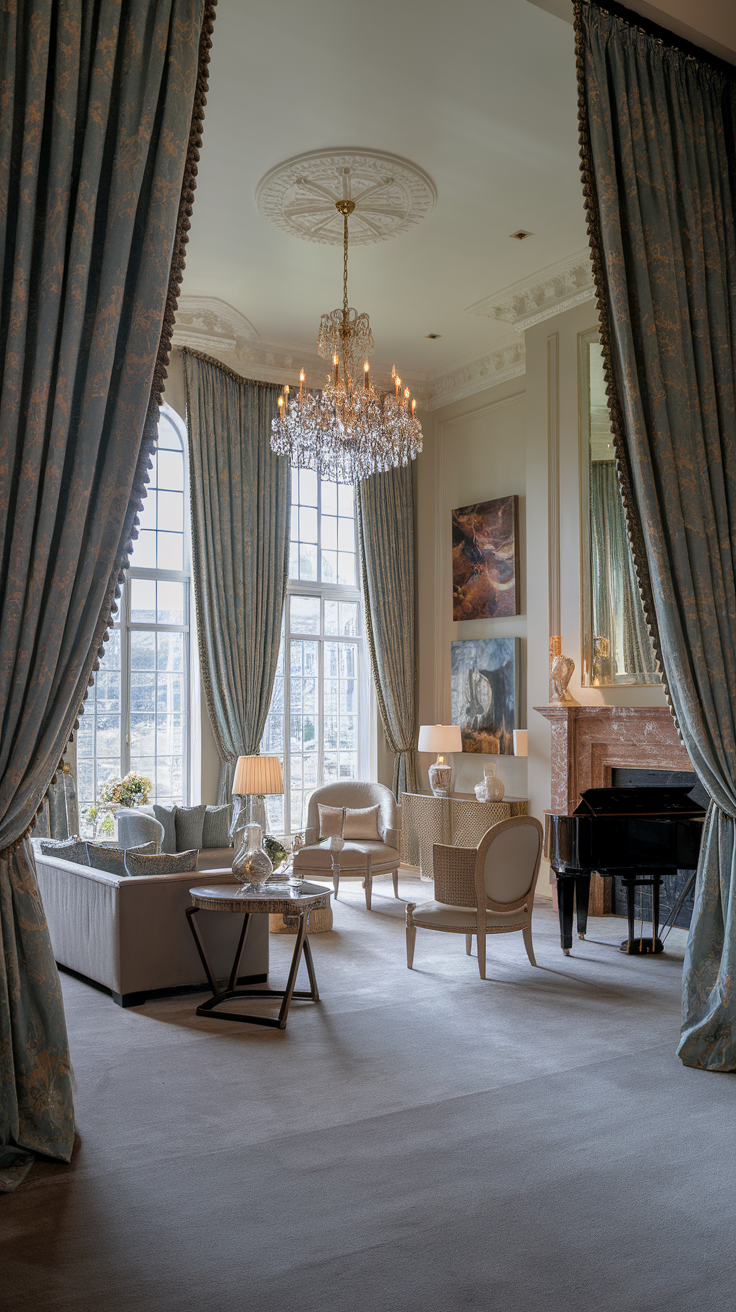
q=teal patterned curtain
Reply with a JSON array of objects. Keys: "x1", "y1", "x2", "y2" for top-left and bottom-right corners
[
  {"x1": 576, "y1": 0, "x2": 736, "y2": 1069},
  {"x1": 183, "y1": 351, "x2": 290, "y2": 800},
  {"x1": 590, "y1": 463, "x2": 658, "y2": 678},
  {"x1": 357, "y1": 465, "x2": 419, "y2": 800},
  {"x1": 0, "y1": 0, "x2": 214, "y2": 1191}
]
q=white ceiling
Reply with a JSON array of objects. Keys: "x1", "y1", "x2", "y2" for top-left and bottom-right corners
[{"x1": 180, "y1": 0, "x2": 588, "y2": 378}]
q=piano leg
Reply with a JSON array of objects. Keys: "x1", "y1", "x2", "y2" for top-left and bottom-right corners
[
  {"x1": 624, "y1": 877, "x2": 636, "y2": 953},
  {"x1": 575, "y1": 876, "x2": 590, "y2": 940},
  {"x1": 557, "y1": 877, "x2": 575, "y2": 955}
]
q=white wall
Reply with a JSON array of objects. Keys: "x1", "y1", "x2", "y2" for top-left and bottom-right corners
[
  {"x1": 416, "y1": 377, "x2": 529, "y2": 803},
  {"x1": 416, "y1": 298, "x2": 668, "y2": 896}
]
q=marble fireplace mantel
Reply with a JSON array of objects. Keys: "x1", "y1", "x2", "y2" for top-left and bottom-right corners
[{"x1": 534, "y1": 703, "x2": 694, "y2": 914}]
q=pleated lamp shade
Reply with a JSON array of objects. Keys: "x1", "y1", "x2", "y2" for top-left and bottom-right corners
[{"x1": 232, "y1": 755, "x2": 284, "y2": 796}]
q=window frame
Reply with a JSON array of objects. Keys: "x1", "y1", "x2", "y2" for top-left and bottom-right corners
[
  {"x1": 76, "y1": 403, "x2": 193, "y2": 823},
  {"x1": 263, "y1": 470, "x2": 370, "y2": 839}
]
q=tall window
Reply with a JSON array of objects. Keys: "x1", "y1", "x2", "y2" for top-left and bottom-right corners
[
  {"x1": 262, "y1": 468, "x2": 368, "y2": 837},
  {"x1": 77, "y1": 404, "x2": 191, "y2": 826}
]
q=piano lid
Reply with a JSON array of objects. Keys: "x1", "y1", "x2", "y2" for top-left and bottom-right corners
[{"x1": 573, "y1": 786, "x2": 706, "y2": 817}]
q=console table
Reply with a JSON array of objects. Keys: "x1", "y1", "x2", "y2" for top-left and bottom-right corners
[{"x1": 400, "y1": 792, "x2": 529, "y2": 880}]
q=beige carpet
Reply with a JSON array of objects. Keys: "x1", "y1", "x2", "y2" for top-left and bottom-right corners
[{"x1": 3, "y1": 873, "x2": 735, "y2": 1311}]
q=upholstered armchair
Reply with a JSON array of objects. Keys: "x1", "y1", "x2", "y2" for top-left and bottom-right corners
[
  {"x1": 405, "y1": 816, "x2": 543, "y2": 978},
  {"x1": 293, "y1": 781, "x2": 401, "y2": 910}
]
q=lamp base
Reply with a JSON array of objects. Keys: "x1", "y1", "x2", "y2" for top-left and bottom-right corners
[{"x1": 428, "y1": 763, "x2": 452, "y2": 797}]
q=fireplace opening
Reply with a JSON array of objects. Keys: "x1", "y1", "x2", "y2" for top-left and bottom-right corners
[{"x1": 610, "y1": 767, "x2": 707, "y2": 930}]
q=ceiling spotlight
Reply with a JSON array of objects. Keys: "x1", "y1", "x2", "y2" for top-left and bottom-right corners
[
  {"x1": 425, "y1": 333, "x2": 441, "y2": 339},
  {"x1": 510, "y1": 230, "x2": 533, "y2": 240}
]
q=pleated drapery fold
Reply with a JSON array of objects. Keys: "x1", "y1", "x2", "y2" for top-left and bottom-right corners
[
  {"x1": 575, "y1": 0, "x2": 736, "y2": 1069},
  {"x1": 183, "y1": 350, "x2": 290, "y2": 800},
  {"x1": 0, "y1": 0, "x2": 215, "y2": 1190},
  {"x1": 357, "y1": 465, "x2": 419, "y2": 801}
]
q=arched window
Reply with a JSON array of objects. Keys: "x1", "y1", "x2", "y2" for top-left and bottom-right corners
[{"x1": 77, "y1": 404, "x2": 191, "y2": 829}]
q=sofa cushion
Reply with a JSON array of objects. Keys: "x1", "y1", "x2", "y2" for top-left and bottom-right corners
[
  {"x1": 125, "y1": 849, "x2": 199, "y2": 878},
  {"x1": 318, "y1": 804, "x2": 346, "y2": 840},
  {"x1": 294, "y1": 840, "x2": 399, "y2": 872},
  {"x1": 195, "y1": 847, "x2": 235, "y2": 872},
  {"x1": 38, "y1": 836, "x2": 89, "y2": 866},
  {"x1": 343, "y1": 805, "x2": 381, "y2": 841},
  {"x1": 86, "y1": 841, "x2": 157, "y2": 876},
  {"x1": 153, "y1": 804, "x2": 177, "y2": 855},
  {"x1": 202, "y1": 804, "x2": 232, "y2": 849},
  {"x1": 175, "y1": 804, "x2": 206, "y2": 852}
]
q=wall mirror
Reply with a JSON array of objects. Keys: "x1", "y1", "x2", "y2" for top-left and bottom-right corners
[{"x1": 579, "y1": 330, "x2": 660, "y2": 686}]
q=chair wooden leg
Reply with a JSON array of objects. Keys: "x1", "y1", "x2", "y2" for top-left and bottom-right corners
[
  {"x1": 332, "y1": 861, "x2": 340, "y2": 900},
  {"x1": 364, "y1": 856, "x2": 373, "y2": 910},
  {"x1": 477, "y1": 931, "x2": 487, "y2": 980},
  {"x1": 406, "y1": 903, "x2": 416, "y2": 968},
  {"x1": 392, "y1": 868, "x2": 399, "y2": 898},
  {"x1": 523, "y1": 923, "x2": 537, "y2": 967},
  {"x1": 466, "y1": 932, "x2": 472, "y2": 956}
]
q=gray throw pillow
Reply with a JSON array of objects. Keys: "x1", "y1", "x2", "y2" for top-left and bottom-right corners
[
  {"x1": 124, "y1": 849, "x2": 198, "y2": 878},
  {"x1": 86, "y1": 841, "x2": 157, "y2": 876},
  {"x1": 202, "y1": 804, "x2": 232, "y2": 849},
  {"x1": 153, "y1": 804, "x2": 177, "y2": 855},
  {"x1": 174, "y1": 804, "x2": 206, "y2": 852},
  {"x1": 38, "y1": 836, "x2": 89, "y2": 866}
]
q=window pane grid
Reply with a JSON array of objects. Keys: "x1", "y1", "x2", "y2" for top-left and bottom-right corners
[
  {"x1": 78, "y1": 406, "x2": 191, "y2": 834},
  {"x1": 263, "y1": 469, "x2": 364, "y2": 840}
]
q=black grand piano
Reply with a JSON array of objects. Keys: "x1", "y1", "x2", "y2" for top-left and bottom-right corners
[{"x1": 548, "y1": 786, "x2": 705, "y2": 955}]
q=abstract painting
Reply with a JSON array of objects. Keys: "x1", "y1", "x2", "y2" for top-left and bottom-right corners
[
  {"x1": 452, "y1": 495, "x2": 519, "y2": 620},
  {"x1": 451, "y1": 638, "x2": 518, "y2": 755}
]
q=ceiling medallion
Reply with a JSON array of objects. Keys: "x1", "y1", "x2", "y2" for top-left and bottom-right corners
[
  {"x1": 270, "y1": 200, "x2": 423, "y2": 484},
  {"x1": 256, "y1": 148, "x2": 437, "y2": 247}
]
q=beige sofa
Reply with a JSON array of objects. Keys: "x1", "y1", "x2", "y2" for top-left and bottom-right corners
[{"x1": 33, "y1": 846, "x2": 267, "y2": 1007}]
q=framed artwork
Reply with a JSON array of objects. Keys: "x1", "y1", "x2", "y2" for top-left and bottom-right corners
[
  {"x1": 451, "y1": 637, "x2": 519, "y2": 755},
  {"x1": 452, "y1": 495, "x2": 519, "y2": 620}
]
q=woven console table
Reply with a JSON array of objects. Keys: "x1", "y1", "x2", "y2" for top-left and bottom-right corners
[{"x1": 400, "y1": 792, "x2": 529, "y2": 881}]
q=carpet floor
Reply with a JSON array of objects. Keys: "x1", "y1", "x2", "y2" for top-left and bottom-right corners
[{"x1": 2, "y1": 873, "x2": 734, "y2": 1312}]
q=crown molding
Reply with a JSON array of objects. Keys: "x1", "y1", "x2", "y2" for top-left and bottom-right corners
[
  {"x1": 465, "y1": 248, "x2": 594, "y2": 331},
  {"x1": 424, "y1": 334, "x2": 526, "y2": 410},
  {"x1": 172, "y1": 297, "x2": 528, "y2": 411}
]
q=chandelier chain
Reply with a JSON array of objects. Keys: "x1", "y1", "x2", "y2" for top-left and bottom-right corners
[{"x1": 343, "y1": 211, "x2": 349, "y2": 322}]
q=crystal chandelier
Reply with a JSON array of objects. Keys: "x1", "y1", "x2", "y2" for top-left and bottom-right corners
[{"x1": 270, "y1": 199, "x2": 423, "y2": 484}]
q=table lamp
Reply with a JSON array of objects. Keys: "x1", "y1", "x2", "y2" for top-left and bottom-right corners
[
  {"x1": 418, "y1": 724, "x2": 463, "y2": 797},
  {"x1": 231, "y1": 755, "x2": 285, "y2": 889},
  {"x1": 232, "y1": 755, "x2": 284, "y2": 831}
]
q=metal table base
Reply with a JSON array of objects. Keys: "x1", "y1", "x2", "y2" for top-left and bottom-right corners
[{"x1": 186, "y1": 904, "x2": 319, "y2": 1030}]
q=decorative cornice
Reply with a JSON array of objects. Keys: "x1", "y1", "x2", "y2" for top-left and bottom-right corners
[
  {"x1": 424, "y1": 334, "x2": 526, "y2": 410},
  {"x1": 172, "y1": 297, "x2": 529, "y2": 411},
  {"x1": 466, "y1": 248, "x2": 594, "y2": 331}
]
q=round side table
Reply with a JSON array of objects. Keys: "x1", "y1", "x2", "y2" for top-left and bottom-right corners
[{"x1": 186, "y1": 881, "x2": 331, "y2": 1030}]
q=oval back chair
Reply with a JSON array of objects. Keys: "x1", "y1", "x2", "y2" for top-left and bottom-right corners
[{"x1": 405, "y1": 815, "x2": 544, "y2": 978}]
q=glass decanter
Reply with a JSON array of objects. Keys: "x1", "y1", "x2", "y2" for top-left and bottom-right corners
[{"x1": 233, "y1": 821, "x2": 273, "y2": 890}]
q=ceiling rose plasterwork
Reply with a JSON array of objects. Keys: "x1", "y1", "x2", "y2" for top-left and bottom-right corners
[
  {"x1": 466, "y1": 248, "x2": 594, "y2": 331},
  {"x1": 255, "y1": 148, "x2": 437, "y2": 246}
]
